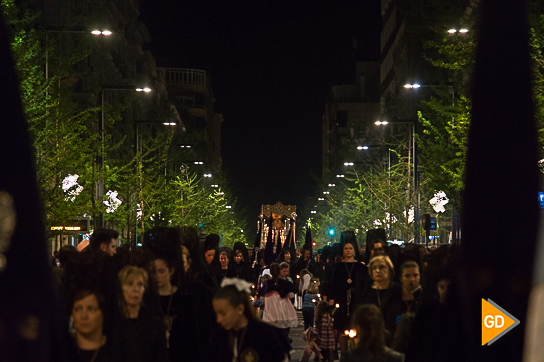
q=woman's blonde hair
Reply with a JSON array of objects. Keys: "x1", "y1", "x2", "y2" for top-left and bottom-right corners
[
  {"x1": 368, "y1": 255, "x2": 395, "y2": 280},
  {"x1": 306, "y1": 280, "x2": 319, "y2": 294},
  {"x1": 118, "y1": 265, "x2": 148, "y2": 289}
]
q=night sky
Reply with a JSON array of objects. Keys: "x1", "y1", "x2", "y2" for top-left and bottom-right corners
[{"x1": 140, "y1": 0, "x2": 381, "y2": 229}]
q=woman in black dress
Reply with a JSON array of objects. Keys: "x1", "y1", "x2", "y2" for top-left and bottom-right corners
[
  {"x1": 153, "y1": 255, "x2": 201, "y2": 361},
  {"x1": 328, "y1": 238, "x2": 366, "y2": 353},
  {"x1": 144, "y1": 226, "x2": 215, "y2": 361},
  {"x1": 214, "y1": 251, "x2": 237, "y2": 283},
  {"x1": 230, "y1": 249, "x2": 254, "y2": 283},
  {"x1": 112, "y1": 265, "x2": 169, "y2": 362},
  {"x1": 353, "y1": 255, "x2": 401, "y2": 345}
]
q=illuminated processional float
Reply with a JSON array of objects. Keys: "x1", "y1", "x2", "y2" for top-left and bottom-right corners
[{"x1": 258, "y1": 201, "x2": 297, "y2": 253}]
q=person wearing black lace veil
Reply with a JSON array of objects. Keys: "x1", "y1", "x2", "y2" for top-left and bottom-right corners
[
  {"x1": 329, "y1": 231, "x2": 366, "y2": 353},
  {"x1": 141, "y1": 227, "x2": 202, "y2": 361},
  {"x1": 230, "y1": 248, "x2": 255, "y2": 283},
  {"x1": 204, "y1": 233, "x2": 221, "y2": 289},
  {"x1": 178, "y1": 226, "x2": 217, "y2": 351}
]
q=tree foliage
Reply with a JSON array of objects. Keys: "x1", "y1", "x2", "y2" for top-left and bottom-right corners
[
  {"x1": 306, "y1": 144, "x2": 419, "y2": 247},
  {"x1": 2, "y1": 0, "x2": 102, "y2": 228},
  {"x1": 529, "y1": 10, "x2": 544, "y2": 176},
  {"x1": 2, "y1": 1, "x2": 247, "y2": 244}
]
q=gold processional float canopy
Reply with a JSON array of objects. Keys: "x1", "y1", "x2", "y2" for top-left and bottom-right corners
[{"x1": 259, "y1": 201, "x2": 297, "y2": 230}]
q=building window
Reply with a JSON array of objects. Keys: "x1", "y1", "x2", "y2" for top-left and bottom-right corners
[{"x1": 337, "y1": 111, "x2": 348, "y2": 128}]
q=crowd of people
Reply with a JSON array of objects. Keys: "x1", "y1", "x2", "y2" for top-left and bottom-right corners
[
  {"x1": 51, "y1": 226, "x2": 456, "y2": 362},
  {"x1": 295, "y1": 232, "x2": 455, "y2": 362}
]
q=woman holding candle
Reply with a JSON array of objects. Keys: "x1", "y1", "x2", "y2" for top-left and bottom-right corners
[{"x1": 340, "y1": 304, "x2": 403, "y2": 362}]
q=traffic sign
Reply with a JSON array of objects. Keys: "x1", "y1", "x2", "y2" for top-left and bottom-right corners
[{"x1": 430, "y1": 217, "x2": 437, "y2": 231}]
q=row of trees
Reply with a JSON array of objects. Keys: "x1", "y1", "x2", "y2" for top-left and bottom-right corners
[
  {"x1": 302, "y1": 1, "x2": 544, "y2": 248},
  {"x1": 304, "y1": 137, "x2": 431, "y2": 247},
  {"x1": 2, "y1": 0, "x2": 248, "y2": 246}
]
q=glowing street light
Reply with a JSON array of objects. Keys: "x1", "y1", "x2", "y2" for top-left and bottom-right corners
[
  {"x1": 448, "y1": 28, "x2": 469, "y2": 34},
  {"x1": 136, "y1": 87, "x2": 152, "y2": 93},
  {"x1": 91, "y1": 29, "x2": 113, "y2": 36},
  {"x1": 404, "y1": 83, "x2": 421, "y2": 89}
]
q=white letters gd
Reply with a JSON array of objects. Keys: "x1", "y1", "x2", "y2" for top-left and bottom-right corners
[{"x1": 484, "y1": 315, "x2": 505, "y2": 328}]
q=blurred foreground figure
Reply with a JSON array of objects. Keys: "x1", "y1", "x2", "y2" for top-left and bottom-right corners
[
  {"x1": 0, "y1": 10, "x2": 77, "y2": 362},
  {"x1": 71, "y1": 290, "x2": 111, "y2": 362},
  {"x1": 341, "y1": 304, "x2": 403, "y2": 362}
]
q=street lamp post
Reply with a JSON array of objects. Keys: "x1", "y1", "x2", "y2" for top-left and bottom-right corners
[
  {"x1": 403, "y1": 82, "x2": 458, "y2": 244},
  {"x1": 45, "y1": 29, "x2": 115, "y2": 232},
  {"x1": 358, "y1": 145, "x2": 393, "y2": 237},
  {"x1": 97, "y1": 85, "x2": 152, "y2": 230},
  {"x1": 375, "y1": 120, "x2": 418, "y2": 243},
  {"x1": 133, "y1": 119, "x2": 177, "y2": 246}
]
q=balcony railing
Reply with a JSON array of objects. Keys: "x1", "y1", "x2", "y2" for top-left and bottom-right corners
[{"x1": 159, "y1": 68, "x2": 207, "y2": 87}]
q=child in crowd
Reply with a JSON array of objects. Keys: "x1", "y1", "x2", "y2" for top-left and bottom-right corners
[
  {"x1": 254, "y1": 273, "x2": 271, "y2": 318},
  {"x1": 301, "y1": 324, "x2": 323, "y2": 362},
  {"x1": 302, "y1": 280, "x2": 320, "y2": 331},
  {"x1": 314, "y1": 301, "x2": 336, "y2": 362}
]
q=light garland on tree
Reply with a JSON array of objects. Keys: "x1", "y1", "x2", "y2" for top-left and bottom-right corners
[
  {"x1": 62, "y1": 174, "x2": 83, "y2": 202},
  {"x1": 429, "y1": 191, "x2": 449, "y2": 213},
  {"x1": 104, "y1": 190, "x2": 122, "y2": 213}
]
